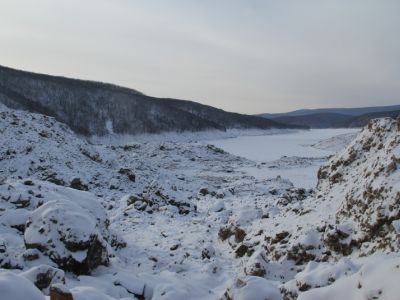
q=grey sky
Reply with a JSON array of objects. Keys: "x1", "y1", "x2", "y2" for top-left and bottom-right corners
[{"x1": 1, "y1": 0, "x2": 399, "y2": 113}]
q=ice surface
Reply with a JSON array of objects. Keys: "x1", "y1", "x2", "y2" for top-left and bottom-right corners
[{"x1": 207, "y1": 128, "x2": 359, "y2": 188}]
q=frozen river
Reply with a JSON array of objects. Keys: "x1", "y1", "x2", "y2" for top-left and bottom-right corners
[{"x1": 207, "y1": 128, "x2": 359, "y2": 188}]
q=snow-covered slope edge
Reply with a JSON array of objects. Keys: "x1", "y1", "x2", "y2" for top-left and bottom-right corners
[
  {"x1": 283, "y1": 116, "x2": 400, "y2": 299},
  {"x1": 217, "y1": 116, "x2": 400, "y2": 299},
  {"x1": 317, "y1": 117, "x2": 400, "y2": 256}
]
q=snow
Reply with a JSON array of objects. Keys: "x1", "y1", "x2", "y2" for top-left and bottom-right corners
[
  {"x1": 0, "y1": 271, "x2": 44, "y2": 300},
  {"x1": 207, "y1": 129, "x2": 358, "y2": 162},
  {"x1": 224, "y1": 276, "x2": 282, "y2": 300},
  {"x1": 0, "y1": 105, "x2": 398, "y2": 299},
  {"x1": 105, "y1": 120, "x2": 114, "y2": 135},
  {"x1": 392, "y1": 220, "x2": 400, "y2": 234},
  {"x1": 90, "y1": 128, "x2": 298, "y2": 145},
  {"x1": 20, "y1": 264, "x2": 65, "y2": 295},
  {"x1": 207, "y1": 128, "x2": 359, "y2": 188},
  {"x1": 298, "y1": 255, "x2": 400, "y2": 300}
]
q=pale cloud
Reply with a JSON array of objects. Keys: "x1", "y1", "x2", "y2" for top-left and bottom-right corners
[{"x1": 0, "y1": 0, "x2": 399, "y2": 113}]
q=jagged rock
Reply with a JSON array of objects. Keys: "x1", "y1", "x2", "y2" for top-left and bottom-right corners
[
  {"x1": 127, "y1": 193, "x2": 154, "y2": 212},
  {"x1": 126, "y1": 185, "x2": 196, "y2": 215},
  {"x1": 69, "y1": 178, "x2": 88, "y2": 191},
  {"x1": 235, "y1": 244, "x2": 249, "y2": 258}
]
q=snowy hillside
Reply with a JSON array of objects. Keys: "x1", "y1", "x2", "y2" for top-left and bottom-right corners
[
  {"x1": 0, "y1": 65, "x2": 302, "y2": 136},
  {"x1": 0, "y1": 105, "x2": 399, "y2": 299}
]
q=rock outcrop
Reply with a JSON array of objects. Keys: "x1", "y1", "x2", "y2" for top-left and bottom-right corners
[{"x1": 317, "y1": 117, "x2": 400, "y2": 255}]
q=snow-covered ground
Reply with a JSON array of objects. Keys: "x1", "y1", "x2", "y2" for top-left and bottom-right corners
[
  {"x1": 0, "y1": 105, "x2": 399, "y2": 300},
  {"x1": 207, "y1": 129, "x2": 359, "y2": 188}
]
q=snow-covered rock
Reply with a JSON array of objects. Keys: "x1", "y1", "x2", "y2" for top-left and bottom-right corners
[
  {"x1": 223, "y1": 276, "x2": 282, "y2": 300},
  {"x1": 20, "y1": 264, "x2": 65, "y2": 294},
  {"x1": 318, "y1": 117, "x2": 400, "y2": 255},
  {"x1": 0, "y1": 180, "x2": 120, "y2": 274},
  {"x1": 0, "y1": 271, "x2": 44, "y2": 300},
  {"x1": 25, "y1": 199, "x2": 109, "y2": 274},
  {"x1": 298, "y1": 255, "x2": 400, "y2": 300}
]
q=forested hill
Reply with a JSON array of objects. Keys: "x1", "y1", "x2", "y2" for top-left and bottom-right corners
[{"x1": 0, "y1": 65, "x2": 302, "y2": 136}]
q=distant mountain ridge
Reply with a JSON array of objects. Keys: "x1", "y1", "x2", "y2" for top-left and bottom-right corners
[
  {"x1": 258, "y1": 105, "x2": 400, "y2": 128},
  {"x1": 0, "y1": 65, "x2": 302, "y2": 136},
  {"x1": 259, "y1": 104, "x2": 400, "y2": 118}
]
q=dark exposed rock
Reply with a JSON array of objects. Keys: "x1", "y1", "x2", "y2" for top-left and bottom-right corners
[
  {"x1": 50, "y1": 285, "x2": 73, "y2": 300},
  {"x1": 235, "y1": 244, "x2": 249, "y2": 258},
  {"x1": 170, "y1": 244, "x2": 180, "y2": 251},
  {"x1": 234, "y1": 227, "x2": 247, "y2": 243},
  {"x1": 218, "y1": 226, "x2": 232, "y2": 241},
  {"x1": 22, "y1": 249, "x2": 41, "y2": 261},
  {"x1": 286, "y1": 244, "x2": 316, "y2": 265},
  {"x1": 272, "y1": 231, "x2": 290, "y2": 243},
  {"x1": 206, "y1": 144, "x2": 225, "y2": 154},
  {"x1": 69, "y1": 178, "x2": 88, "y2": 191},
  {"x1": 22, "y1": 265, "x2": 65, "y2": 293},
  {"x1": 199, "y1": 188, "x2": 209, "y2": 196},
  {"x1": 218, "y1": 226, "x2": 246, "y2": 243},
  {"x1": 118, "y1": 168, "x2": 136, "y2": 182},
  {"x1": 11, "y1": 196, "x2": 30, "y2": 208}
]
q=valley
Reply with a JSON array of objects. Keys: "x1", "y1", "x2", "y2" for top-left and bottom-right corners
[{"x1": 0, "y1": 103, "x2": 399, "y2": 299}]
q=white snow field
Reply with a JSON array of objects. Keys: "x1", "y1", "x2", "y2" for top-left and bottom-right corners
[
  {"x1": 0, "y1": 105, "x2": 399, "y2": 300},
  {"x1": 207, "y1": 129, "x2": 359, "y2": 188}
]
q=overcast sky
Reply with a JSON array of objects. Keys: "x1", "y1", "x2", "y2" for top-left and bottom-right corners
[{"x1": 0, "y1": 0, "x2": 399, "y2": 113}]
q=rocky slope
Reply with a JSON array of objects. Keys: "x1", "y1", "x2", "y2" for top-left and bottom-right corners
[
  {"x1": 317, "y1": 117, "x2": 400, "y2": 255},
  {"x1": 217, "y1": 116, "x2": 400, "y2": 299},
  {"x1": 0, "y1": 104, "x2": 399, "y2": 299},
  {"x1": 0, "y1": 65, "x2": 301, "y2": 136}
]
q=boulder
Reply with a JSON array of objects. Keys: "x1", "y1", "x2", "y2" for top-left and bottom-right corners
[
  {"x1": 24, "y1": 199, "x2": 109, "y2": 274},
  {"x1": 21, "y1": 264, "x2": 65, "y2": 295}
]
